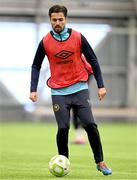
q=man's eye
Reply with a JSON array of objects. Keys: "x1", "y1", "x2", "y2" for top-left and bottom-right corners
[
  {"x1": 59, "y1": 19, "x2": 63, "y2": 21},
  {"x1": 52, "y1": 18, "x2": 64, "y2": 22}
]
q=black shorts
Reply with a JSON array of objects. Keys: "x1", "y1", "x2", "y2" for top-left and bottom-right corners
[{"x1": 52, "y1": 89, "x2": 96, "y2": 129}]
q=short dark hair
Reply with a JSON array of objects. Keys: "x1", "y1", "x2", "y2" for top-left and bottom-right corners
[{"x1": 48, "y1": 5, "x2": 68, "y2": 18}]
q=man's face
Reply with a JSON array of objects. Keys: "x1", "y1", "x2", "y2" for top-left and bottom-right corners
[{"x1": 50, "y1": 12, "x2": 67, "y2": 33}]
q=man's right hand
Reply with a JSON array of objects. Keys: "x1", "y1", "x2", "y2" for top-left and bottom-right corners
[{"x1": 29, "y1": 92, "x2": 38, "y2": 102}]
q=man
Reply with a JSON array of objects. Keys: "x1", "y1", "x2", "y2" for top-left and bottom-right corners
[{"x1": 29, "y1": 5, "x2": 112, "y2": 176}]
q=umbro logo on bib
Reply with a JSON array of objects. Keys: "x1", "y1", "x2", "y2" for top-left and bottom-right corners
[{"x1": 55, "y1": 50, "x2": 74, "y2": 59}]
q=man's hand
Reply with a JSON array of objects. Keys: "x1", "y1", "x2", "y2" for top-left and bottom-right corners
[
  {"x1": 98, "y1": 87, "x2": 107, "y2": 101},
  {"x1": 29, "y1": 92, "x2": 38, "y2": 102}
]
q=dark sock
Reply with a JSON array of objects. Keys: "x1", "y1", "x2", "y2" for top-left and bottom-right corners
[
  {"x1": 56, "y1": 128, "x2": 69, "y2": 158},
  {"x1": 84, "y1": 123, "x2": 104, "y2": 163}
]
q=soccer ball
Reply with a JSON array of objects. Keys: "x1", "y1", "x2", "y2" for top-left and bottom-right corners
[{"x1": 48, "y1": 155, "x2": 70, "y2": 177}]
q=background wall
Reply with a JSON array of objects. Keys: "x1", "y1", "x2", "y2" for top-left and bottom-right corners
[{"x1": 0, "y1": 0, "x2": 137, "y2": 121}]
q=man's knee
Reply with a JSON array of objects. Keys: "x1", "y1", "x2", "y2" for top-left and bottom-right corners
[{"x1": 84, "y1": 123, "x2": 98, "y2": 132}]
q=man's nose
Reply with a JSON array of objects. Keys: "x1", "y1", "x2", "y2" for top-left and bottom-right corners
[{"x1": 56, "y1": 20, "x2": 60, "y2": 24}]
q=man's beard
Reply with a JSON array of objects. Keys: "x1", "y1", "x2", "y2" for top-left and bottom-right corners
[{"x1": 54, "y1": 26, "x2": 63, "y2": 33}]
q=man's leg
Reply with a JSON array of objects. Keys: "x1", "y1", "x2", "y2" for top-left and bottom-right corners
[
  {"x1": 52, "y1": 95, "x2": 70, "y2": 158},
  {"x1": 56, "y1": 127, "x2": 69, "y2": 158},
  {"x1": 84, "y1": 123, "x2": 103, "y2": 163},
  {"x1": 73, "y1": 90, "x2": 112, "y2": 175}
]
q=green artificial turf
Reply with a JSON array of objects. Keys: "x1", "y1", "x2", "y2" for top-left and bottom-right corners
[{"x1": 0, "y1": 122, "x2": 137, "y2": 180}]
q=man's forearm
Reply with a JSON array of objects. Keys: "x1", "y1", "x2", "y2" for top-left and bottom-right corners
[{"x1": 30, "y1": 65, "x2": 40, "y2": 92}]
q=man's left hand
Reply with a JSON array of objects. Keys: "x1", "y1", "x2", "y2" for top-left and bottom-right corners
[{"x1": 98, "y1": 88, "x2": 107, "y2": 101}]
